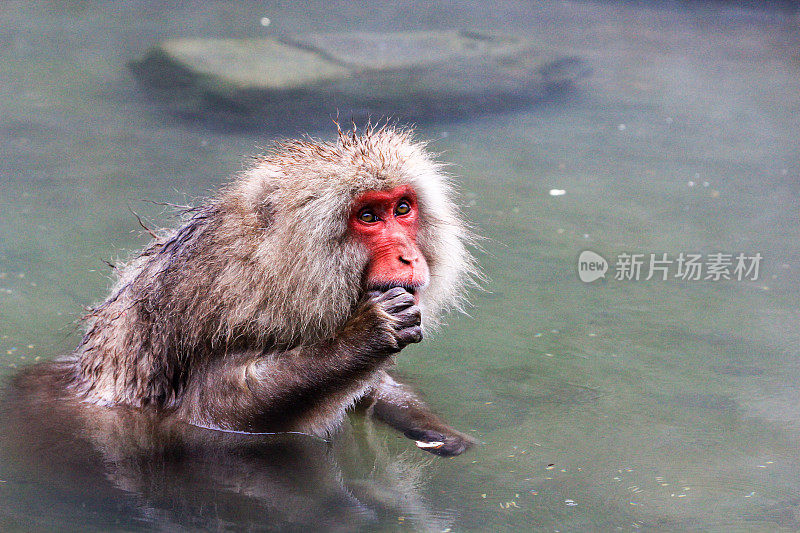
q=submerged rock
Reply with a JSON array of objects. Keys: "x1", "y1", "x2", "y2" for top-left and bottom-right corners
[{"x1": 129, "y1": 30, "x2": 589, "y2": 129}]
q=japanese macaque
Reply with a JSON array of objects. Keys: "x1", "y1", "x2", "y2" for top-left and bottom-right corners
[{"x1": 42, "y1": 125, "x2": 477, "y2": 456}]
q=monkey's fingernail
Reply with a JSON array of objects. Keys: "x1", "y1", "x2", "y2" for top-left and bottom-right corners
[{"x1": 415, "y1": 440, "x2": 444, "y2": 449}]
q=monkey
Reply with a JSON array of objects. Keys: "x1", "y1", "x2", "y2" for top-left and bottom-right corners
[{"x1": 41, "y1": 124, "x2": 478, "y2": 456}]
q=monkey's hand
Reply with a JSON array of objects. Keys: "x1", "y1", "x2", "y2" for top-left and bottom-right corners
[
  {"x1": 404, "y1": 427, "x2": 477, "y2": 457},
  {"x1": 362, "y1": 287, "x2": 422, "y2": 355},
  {"x1": 364, "y1": 372, "x2": 477, "y2": 457}
]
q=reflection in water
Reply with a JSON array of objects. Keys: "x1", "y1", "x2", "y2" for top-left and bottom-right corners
[{"x1": 1, "y1": 364, "x2": 453, "y2": 531}]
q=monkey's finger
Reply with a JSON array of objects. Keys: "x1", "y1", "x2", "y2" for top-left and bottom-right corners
[
  {"x1": 382, "y1": 291, "x2": 415, "y2": 313},
  {"x1": 393, "y1": 305, "x2": 421, "y2": 327},
  {"x1": 396, "y1": 325, "x2": 423, "y2": 345},
  {"x1": 365, "y1": 290, "x2": 383, "y2": 301},
  {"x1": 404, "y1": 428, "x2": 445, "y2": 443},
  {"x1": 423, "y1": 437, "x2": 472, "y2": 457},
  {"x1": 384, "y1": 286, "x2": 410, "y2": 297}
]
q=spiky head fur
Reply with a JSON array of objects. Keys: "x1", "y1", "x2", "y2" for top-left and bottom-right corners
[{"x1": 71, "y1": 125, "x2": 477, "y2": 408}]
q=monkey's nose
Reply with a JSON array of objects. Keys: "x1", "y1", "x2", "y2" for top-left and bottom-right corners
[{"x1": 398, "y1": 249, "x2": 420, "y2": 265}]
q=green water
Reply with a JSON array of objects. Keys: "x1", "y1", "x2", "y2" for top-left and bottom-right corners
[{"x1": 1, "y1": 1, "x2": 800, "y2": 531}]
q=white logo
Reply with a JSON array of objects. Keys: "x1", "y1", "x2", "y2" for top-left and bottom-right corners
[
  {"x1": 577, "y1": 251, "x2": 762, "y2": 282},
  {"x1": 578, "y1": 250, "x2": 608, "y2": 283}
]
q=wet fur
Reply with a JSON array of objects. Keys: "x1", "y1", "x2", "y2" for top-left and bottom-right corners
[{"x1": 50, "y1": 125, "x2": 476, "y2": 448}]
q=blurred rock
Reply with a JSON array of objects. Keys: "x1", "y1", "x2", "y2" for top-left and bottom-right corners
[{"x1": 129, "y1": 30, "x2": 589, "y2": 129}]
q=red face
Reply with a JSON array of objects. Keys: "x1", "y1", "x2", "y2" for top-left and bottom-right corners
[{"x1": 349, "y1": 185, "x2": 430, "y2": 298}]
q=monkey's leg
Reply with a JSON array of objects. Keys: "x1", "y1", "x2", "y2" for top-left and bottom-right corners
[
  {"x1": 366, "y1": 371, "x2": 476, "y2": 457},
  {"x1": 175, "y1": 288, "x2": 422, "y2": 434}
]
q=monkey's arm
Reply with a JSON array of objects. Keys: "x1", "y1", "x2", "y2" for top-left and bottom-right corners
[
  {"x1": 174, "y1": 288, "x2": 422, "y2": 434},
  {"x1": 365, "y1": 370, "x2": 476, "y2": 457}
]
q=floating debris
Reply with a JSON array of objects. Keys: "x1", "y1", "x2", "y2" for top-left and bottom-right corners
[
  {"x1": 549, "y1": 189, "x2": 566, "y2": 196},
  {"x1": 415, "y1": 440, "x2": 444, "y2": 449}
]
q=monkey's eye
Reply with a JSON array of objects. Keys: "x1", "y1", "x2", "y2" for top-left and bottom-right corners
[
  {"x1": 358, "y1": 210, "x2": 378, "y2": 223},
  {"x1": 395, "y1": 200, "x2": 411, "y2": 216}
]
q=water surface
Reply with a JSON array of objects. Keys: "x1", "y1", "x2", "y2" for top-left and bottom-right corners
[{"x1": 1, "y1": 1, "x2": 800, "y2": 531}]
